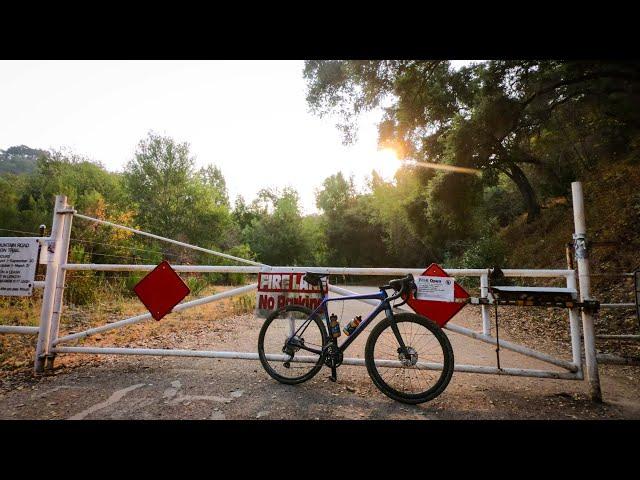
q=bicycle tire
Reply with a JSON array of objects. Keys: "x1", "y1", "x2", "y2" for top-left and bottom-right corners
[
  {"x1": 258, "y1": 305, "x2": 328, "y2": 385},
  {"x1": 365, "y1": 312, "x2": 454, "y2": 404}
]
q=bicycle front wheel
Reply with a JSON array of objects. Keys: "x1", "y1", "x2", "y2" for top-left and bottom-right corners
[
  {"x1": 365, "y1": 313, "x2": 454, "y2": 404},
  {"x1": 258, "y1": 305, "x2": 328, "y2": 385}
]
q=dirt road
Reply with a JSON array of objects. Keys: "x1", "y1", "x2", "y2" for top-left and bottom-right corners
[{"x1": 1, "y1": 286, "x2": 639, "y2": 420}]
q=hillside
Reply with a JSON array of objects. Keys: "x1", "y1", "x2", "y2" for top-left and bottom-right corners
[{"x1": 498, "y1": 159, "x2": 640, "y2": 358}]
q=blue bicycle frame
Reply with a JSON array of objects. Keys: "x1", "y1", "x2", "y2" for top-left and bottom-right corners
[{"x1": 289, "y1": 285, "x2": 401, "y2": 355}]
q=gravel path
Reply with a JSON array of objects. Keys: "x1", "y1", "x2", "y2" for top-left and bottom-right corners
[{"x1": 1, "y1": 286, "x2": 639, "y2": 420}]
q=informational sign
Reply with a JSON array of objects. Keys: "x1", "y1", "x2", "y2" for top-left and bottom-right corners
[
  {"x1": 415, "y1": 275, "x2": 455, "y2": 302},
  {"x1": 133, "y1": 261, "x2": 191, "y2": 321},
  {"x1": 404, "y1": 263, "x2": 469, "y2": 327},
  {"x1": 256, "y1": 272, "x2": 327, "y2": 318},
  {"x1": 0, "y1": 237, "x2": 39, "y2": 296}
]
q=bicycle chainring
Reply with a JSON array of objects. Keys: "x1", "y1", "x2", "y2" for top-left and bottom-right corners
[{"x1": 324, "y1": 343, "x2": 343, "y2": 368}]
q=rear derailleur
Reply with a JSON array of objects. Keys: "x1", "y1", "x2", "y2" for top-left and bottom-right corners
[{"x1": 282, "y1": 336, "x2": 304, "y2": 368}]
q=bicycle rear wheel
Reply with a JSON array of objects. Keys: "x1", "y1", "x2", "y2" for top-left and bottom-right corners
[
  {"x1": 365, "y1": 313, "x2": 454, "y2": 404},
  {"x1": 258, "y1": 305, "x2": 328, "y2": 385}
]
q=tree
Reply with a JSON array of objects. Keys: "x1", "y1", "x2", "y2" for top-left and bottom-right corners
[
  {"x1": 123, "y1": 132, "x2": 230, "y2": 247},
  {"x1": 198, "y1": 164, "x2": 229, "y2": 208},
  {"x1": 232, "y1": 195, "x2": 260, "y2": 231},
  {"x1": 304, "y1": 60, "x2": 640, "y2": 221},
  {"x1": 0, "y1": 145, "x2": 48, "y2": 174},
  {"x1": 243, "y1": 187, "x2": 311, "y2": 265},
  {"x1": 315, "y1": 171, "x2": 356, "y2": 215},
  {"x1": 315, "y1": 172, "x2": 388, "y2": 267}
]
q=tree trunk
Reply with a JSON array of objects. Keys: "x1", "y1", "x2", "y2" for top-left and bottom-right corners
[{"x1": 502, "y1": 163, "x2": 541, "y2": 222}]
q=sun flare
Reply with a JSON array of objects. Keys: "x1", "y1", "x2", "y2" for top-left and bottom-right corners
[{"x1": 371, "y1": 148, "x2": 403, "y2": 180}]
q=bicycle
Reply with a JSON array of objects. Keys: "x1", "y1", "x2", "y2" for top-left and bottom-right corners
[{"x1": 257, "y1": 272, "x2": 454, "y2": 404}]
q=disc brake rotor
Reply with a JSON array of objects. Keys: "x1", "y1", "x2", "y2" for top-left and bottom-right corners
[{"x1": 399, "y1": 346, "x2": 418, "y2": 367}]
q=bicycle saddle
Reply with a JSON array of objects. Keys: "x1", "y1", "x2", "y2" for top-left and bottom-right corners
[{"x1": 303, "y1": 272, "x2": 328, "y2": 286}]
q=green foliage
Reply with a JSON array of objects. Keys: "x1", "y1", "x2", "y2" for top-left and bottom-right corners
[
  {"x1": 222, "y1": 244, "x2": 256, "y2": 284},
  {"x1": 243, "y1": 187, "x2": 311, "y2": 265},
  {"x1": 184, "y1": 276, "x2": 208, "y2": 297},
  {"x1": 123, "y1": 132, "x2": 231, "y2": 248},
  {"x1": 0, "y1": 145, "x2": 46, "y2": 174},
  {"x1": 458, "y1": 232, "x2": 507, "y2": 269},
  {"x1": 304, "y1": 60, "x2": 640, "y2": 223},
  {"x1": 314, "y1": 172, "x2": 387, "y2": 267}
]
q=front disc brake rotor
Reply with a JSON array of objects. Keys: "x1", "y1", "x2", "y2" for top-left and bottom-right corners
[{"x1": 399, "y1": 346, "x2": 418, "y2": 367}]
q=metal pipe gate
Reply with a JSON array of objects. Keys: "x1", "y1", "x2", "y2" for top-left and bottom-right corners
[{"x1": 0, "y1": 182, "x2": 616, "y2": 401}]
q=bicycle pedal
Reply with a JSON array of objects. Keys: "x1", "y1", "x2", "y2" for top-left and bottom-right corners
[{"x1": 330, "y1": 367, "x2": 337, "y2": 382}]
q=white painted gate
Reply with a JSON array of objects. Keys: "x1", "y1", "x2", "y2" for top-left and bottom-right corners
[{"x1": 0, "y1": 182, "x2": 610, "y2": 401}]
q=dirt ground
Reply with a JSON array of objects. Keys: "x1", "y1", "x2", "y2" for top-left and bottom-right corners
[{"x1": 1, "y1": 286, "x2": 639, "y2": 420}]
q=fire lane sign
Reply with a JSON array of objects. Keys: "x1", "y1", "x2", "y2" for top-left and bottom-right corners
[
  {"x1": 0, "y1": 237, "x2": 39, "y2": 297},
  {"x1": 256, "y1": 272, "x2": 327, "y2": 317}
]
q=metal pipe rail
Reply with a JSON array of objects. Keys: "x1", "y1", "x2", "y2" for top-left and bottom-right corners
[
  {"x1": 52, "y1": 346, "x2": 581, "y2": 380},
  {"x1": 50, "y1": 268, "x2": 583, "y2": 378},
  {"x1": 0, "y1": 326, "x2": 39, "y2": 335},
  {"x1": 329, "y1": 285, "x2": 579, "y2": 373},
  {"x1": 63, "y1": 262, "x2": 573, "y2": 279},
  {"x1": 600, "y1": 303, "x2": 636, "y2": 309},
  {"x1": 53, "y1": 283, "x2": 258, "y2": 345},
  {"x1": 596, "y1": 353, "x2": 640, "y2": 366},
  {"x1": 73, "y1": 213, "x2": 265, "y2": 267},
  {"x1": 596, "y1": 334, "x2": 640, "y2": 340}
]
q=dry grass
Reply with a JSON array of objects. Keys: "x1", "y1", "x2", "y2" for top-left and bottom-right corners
[
  {"x1": 499, "y1": 160, "x2": 640, "y2": 357},
  {"x1": 0, "y1": 285, "x2": 255, "y2": 377}
]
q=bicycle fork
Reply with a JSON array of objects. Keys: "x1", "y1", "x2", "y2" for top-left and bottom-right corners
[{"x1": 387, "y1": 307, "x2": 409, "y2": 358}]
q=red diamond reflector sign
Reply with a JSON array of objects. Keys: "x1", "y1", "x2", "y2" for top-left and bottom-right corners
[
  {"x1": 133, "y1": 261, "x2": 190, "y2": 321},
  {"x1": 402, "y1": 263, "x2": 469, "y2": 327}
]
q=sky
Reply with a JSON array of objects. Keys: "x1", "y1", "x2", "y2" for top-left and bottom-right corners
[{"x1": 0, "y1": 60, "x2": 472, "y2": 214}]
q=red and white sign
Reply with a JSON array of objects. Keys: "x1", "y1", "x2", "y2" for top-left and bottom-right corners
[
  {"x1": 403, "y1": 263, "x2": 469, "y2": 327},
  {"x1": 256, "y1": 272, "x2": 327, "y2": 317},
  {"x1": 133, "y1": 261, "x2": 191, "y2": 321}
]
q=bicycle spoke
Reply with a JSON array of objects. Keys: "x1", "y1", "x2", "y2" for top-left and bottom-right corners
[
  {"x1": 260, "y1": 308, "x2": 325, "y2": 381},
  {"x1": 371, "y1": 318, "x2": 449, "y2": 396}
]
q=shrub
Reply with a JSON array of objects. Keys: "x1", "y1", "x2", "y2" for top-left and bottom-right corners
[
  {"x1": 184, "y1": 276, "x2": 207, "y2": 297},
  {"x1": 460, "y1": 233, "x2": 507, "y2": 269},
  {"x1": 232, "y1": 293, "x2": 256, "y2": 315},
  {"x1": 65, "y1": 271, "x2": 101, "y2": 306}
]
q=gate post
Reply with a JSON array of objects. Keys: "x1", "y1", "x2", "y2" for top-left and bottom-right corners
[
  {"x1": 571, "y1": 182, "x2": 602, "y2": 402},
  {"x1": 45, "y1": 201, "x2": 74, "y2": 370},
  {"x1": 34, "y1": 195, "x2": 67, "y2": 373}
]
